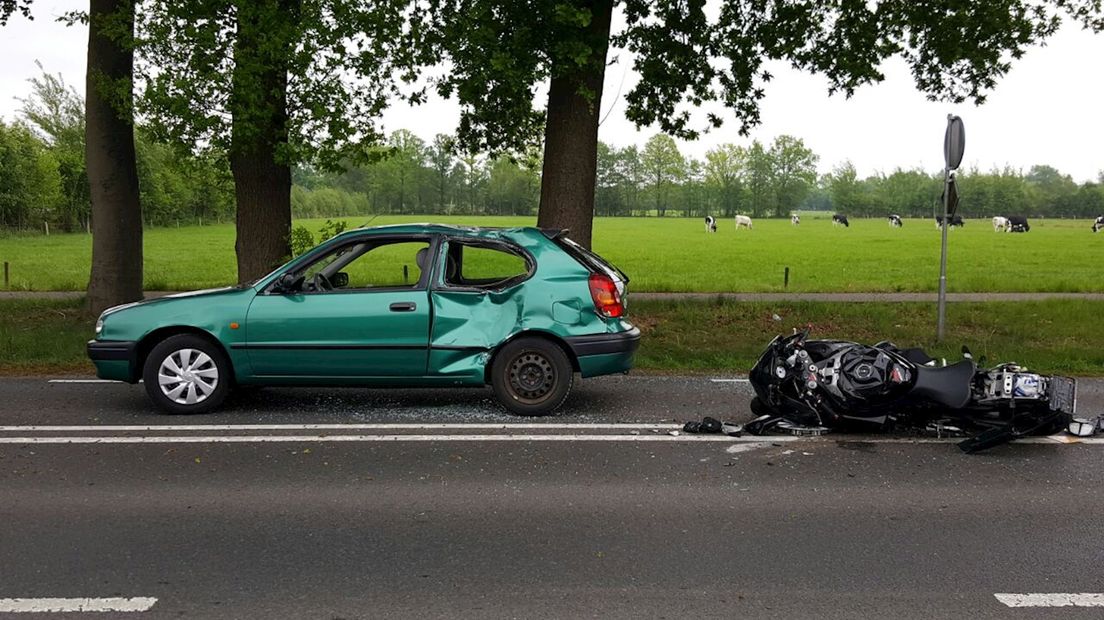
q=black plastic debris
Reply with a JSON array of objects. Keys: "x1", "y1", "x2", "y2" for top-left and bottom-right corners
[{"x1": 683, "y1": 416, "x2": 743, "y2": 436}]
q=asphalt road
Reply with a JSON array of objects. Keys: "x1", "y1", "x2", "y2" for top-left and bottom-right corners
[{"x1": 2, "y1": 376, "x2": 1103, "y2": 618}]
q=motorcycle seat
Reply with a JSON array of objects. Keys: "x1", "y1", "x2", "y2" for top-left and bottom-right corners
[{"x1": 910, "y1": 359, "x2": 975, "y2": 409}]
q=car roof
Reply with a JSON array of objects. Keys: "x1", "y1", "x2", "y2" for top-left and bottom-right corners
[{"x1": 333, "y1": 223, "x2": 563, "y2": 242}]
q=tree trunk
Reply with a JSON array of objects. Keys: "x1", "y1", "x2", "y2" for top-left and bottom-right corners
[
  {"x1": 86, "y1": 0, "x2": 142, "y2": 315},
  {"x1": 229, "y1": 0, "x2": 297, "y2": 284},
  {"x1": 536, "y1": 0, "x2": 613, "y2": 249}
]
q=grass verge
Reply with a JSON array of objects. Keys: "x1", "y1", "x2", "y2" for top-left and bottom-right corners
[{"x1": 3, "y1": 298, "x2": 1103, "y2": 376}]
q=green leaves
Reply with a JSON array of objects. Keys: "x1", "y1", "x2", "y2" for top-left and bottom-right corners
[{"x1": 134, "y1": 0, "x2": 417, "y2": 168}]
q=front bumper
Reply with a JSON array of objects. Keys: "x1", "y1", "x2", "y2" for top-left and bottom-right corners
[
  {"x1": 87, "y1": 340, "x2": 139, "y2": 382},
  {"x1": 565, "y1": 327, "x2": 641, "y2": 377}
]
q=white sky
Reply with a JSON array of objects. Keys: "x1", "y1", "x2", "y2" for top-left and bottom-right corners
[{"x1": 2, "y1": 2, "x2": 1102, "y2": 182}]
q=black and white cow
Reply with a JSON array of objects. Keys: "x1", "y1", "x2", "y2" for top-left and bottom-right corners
[
  {"x1": 704, "y1": 215, "x2": 717, "y2": 233},
  {"x1": 888, "y1": 214, "x2": 903, "y2": 228},
  {"x1": 791, "y1": 214, "x2": 800, "y2": 226},
  {"x1": 832, "y1": 214, "x2": 849, "y2": 227},
  {"x1": 1007, "y1": 215, "x2": 1030, "y2": 233},
  {"x1": 935, "y1": 214, "x2": 964, "y2": 228},
  {"x1": 1092, "y1": 216, "x2": 1103, "y2": 233}
]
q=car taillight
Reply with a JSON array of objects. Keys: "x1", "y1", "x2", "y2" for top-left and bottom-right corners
[{"x1": 588, "y1": 273, "x2": 624, "y2": 318}]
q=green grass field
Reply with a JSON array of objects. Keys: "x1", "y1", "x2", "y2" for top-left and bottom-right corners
[
  {"x1": 4, "y1": 297, "x2": 1103, "y2": 376},
  {"x1": 1, "y1": 215, "x2": 1099, "y2": 292}
]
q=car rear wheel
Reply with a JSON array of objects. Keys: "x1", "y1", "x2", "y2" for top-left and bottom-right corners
[
  {"x1": 491, "y1": 337, "x2": 573, "y2": 416},
  {"x1": 142, "y1": 334, "x2": 230, "y2": 414}
]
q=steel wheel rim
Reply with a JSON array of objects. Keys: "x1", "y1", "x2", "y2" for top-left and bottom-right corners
[
  {"x1": 507, "y1": 352, "x2": 556, "y2": 404},
  {"x1": 158, "y1": 348, "x2": 218, "y2": 405}
]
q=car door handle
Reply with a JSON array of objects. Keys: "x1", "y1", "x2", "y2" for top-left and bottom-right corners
[{"x1": 389, "y1": 302, "x2": 417, "y2": 312}]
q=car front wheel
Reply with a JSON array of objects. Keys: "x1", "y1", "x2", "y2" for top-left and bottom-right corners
[
  {"x1": 490, "y1": 337, "x2": 574, "y2": 416},
  {"x1": 142, "y1": 334, "x2": 231, "y2": 414}
]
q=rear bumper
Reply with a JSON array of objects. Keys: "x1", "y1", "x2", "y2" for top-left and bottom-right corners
[
  {"x1": 566, "y1": 327, "x2": 641, "y2": 378},
  {"x1": 87, "y1": 340, "x2": 139, "y2": 382},
  {"x1": 564, "y1": 327, "x2": 641, "y2": 357}
]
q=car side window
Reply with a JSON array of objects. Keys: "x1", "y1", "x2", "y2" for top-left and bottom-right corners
[
  {"x1": 443, "y1": 242, "x2": 530, "y2": 290},
  {"x1": 298, "y1": 240, "x2": 431, "y2": 292}
]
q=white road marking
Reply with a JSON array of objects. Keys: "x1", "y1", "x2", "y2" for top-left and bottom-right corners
[
  {"x1": 995, "y1": 593, "x2": 1104, "y2": 607},
  {"x1": 710, "y1": 378, "x2": 749, "y2": 383},
  {"x1": 47, "y1": 379, "x2": 118, "y2": 384},
  {"x1": 1, "y1": 425, "x2": 1100, "y2": 445},
  {"x1": 0, "y1": 597, "x2": 157, "y2": 612},
  {"x1": 0, "y1": 434, "x2": 769, "y2": 444},
  {"x1": 0, "y1": 423, "x2": 684, "y2": 432}
]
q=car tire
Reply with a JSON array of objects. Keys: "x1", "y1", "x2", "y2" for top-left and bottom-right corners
[
  {"x1": 490, "y1": 337, "x2": 574, "y2": 416},
  {"x1": 142, "y1": 334, "x2": 231, "y2": 414}
]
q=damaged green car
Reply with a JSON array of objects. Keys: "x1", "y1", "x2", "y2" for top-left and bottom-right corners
[{"x1": 88, "y1": 224, "x2": 640, "y2": 416}]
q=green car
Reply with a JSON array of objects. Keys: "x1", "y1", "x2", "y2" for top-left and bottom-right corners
[{"x1": 88, "y1": 224, "x2": 639, "y2": 416}]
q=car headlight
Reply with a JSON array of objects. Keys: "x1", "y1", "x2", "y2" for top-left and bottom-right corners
[{"x1": 95, "y1": 315, "x2": 104, "y2": 336}]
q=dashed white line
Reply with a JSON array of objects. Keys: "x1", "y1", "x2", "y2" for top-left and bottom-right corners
[
  {"x1": 995, "y1": 593, "x2": 1104, "y2": 607},
  {"x1": 0, "y1": 597, "x2": 157, "y2": 613}
]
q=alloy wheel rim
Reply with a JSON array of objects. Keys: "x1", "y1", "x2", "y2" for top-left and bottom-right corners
[
  {"x1": 507, "y1": 352, "x2": 555, "y2": 403},
  {"x1": 158, "y1": 348, "x2": 218, "y2": 405}
]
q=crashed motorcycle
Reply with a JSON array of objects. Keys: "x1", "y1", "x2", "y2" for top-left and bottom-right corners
[{"x1": 744, "y1": 330, "x2": 1078, "y2": 453}]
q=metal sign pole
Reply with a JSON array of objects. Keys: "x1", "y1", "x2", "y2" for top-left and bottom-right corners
[
  {"x1": 937, "y1": 114, "x2": 964, "y2": 343},
  {"x1": 937, "y1": 168, "x2": 950, "y2": 341}
]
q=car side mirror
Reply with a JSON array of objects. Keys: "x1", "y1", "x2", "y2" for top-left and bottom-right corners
[
  {"x1": 273, "y1": 273, "x2": 303, "y2": 294},
  {"x1": 331, "y1": 272, "x2": 349, "y2": 288}
]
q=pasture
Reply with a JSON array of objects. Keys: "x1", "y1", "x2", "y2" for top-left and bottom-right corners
[{"x1": 0, "y1": 215, "x2": 1099, "y2": 292}]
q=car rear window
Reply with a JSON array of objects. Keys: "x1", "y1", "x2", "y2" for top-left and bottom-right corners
[{"x1": 553, "y1": 236, "x2": 627, "y2": 283}]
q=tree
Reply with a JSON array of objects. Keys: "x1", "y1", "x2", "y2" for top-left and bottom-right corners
[
  {"x1": 768, "y1": 136, "x2": 818, "y2": 217},
  {"x1": 426, "y1": 0, "x2": 1103, "y2": 246},
  {"x1": 85, "y1": 0, "x2": 143, "y2": 313},
  {"x1": 1025, "y1": 164, "x2": 1079, "y2": 216},
  {"x1": 0, "y1": 121, "x2": 63, "y2": 229},
  {"x1": 18, "y1": 62, "x2": 89, "y2": 232},
  {"x1": 826, "y1": 161, "x2": 877, "y2": 216},
  {"x1": 376, "y1": 130, "x2": 426, "y2": 213},
  {"x1": 428, "y1": 0, "x2": 613, "y2": 244},
  {"x1": 876, "y1": 168, "x2": 942, "y2": 217},
  {"x1": 0, "y1": 0, "x2": 31, "y2": 24},
  {"x1": 136, "y1": 0, "x2": 416, "y2": 282},
  {"x1": 704, "y1": 144, "x2": 745, "y2": 218},
  {"x1": 743, "y1": 141, "x2": 772, "y2": 217},
  {"x1": 485, "y1": 156, "x2": 539, "y2": 215},
  {"x1": 681, "y1": 158, "x2": 705, "y2": 218},
  {"x1": 454, "y1": 151, "x2": 486, "y2": 214},
  {"x1": 640, "y1": 134, "x2": 684, "y2": 217},
  {"x1": 3, "y1": 1, "x2": 144, "y2": 312},
  {"x1": 426, "y1": 134, "x2": 456, "y2": 213}
]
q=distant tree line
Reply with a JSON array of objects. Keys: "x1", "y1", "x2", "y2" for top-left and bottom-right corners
[
  {"x1": 6, "y1": 92, "x2": 1104, "y2": 234},
  {"x1": 0, "y1": 65, "x2": 233, "y2": 232}
]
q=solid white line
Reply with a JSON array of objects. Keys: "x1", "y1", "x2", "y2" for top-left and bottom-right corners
[
  {"x1": 0, "y1": 597, "x2": 157, "y2": 612},
  {"x1": 710, "y1": 378, "x2": 749, "y2": 383},
  {"x1": 0, "y1": 423, "x2": 684, "y2": 432},
  {"x1": 995, "y1": 593, "x2": 1104, "y2": 607},
  {"x1": 47, "y1": 379, "x2": 117, "y2": 384},
  {"x1": 0, "y1": 434, "x2": 772, "y2": 444}
]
